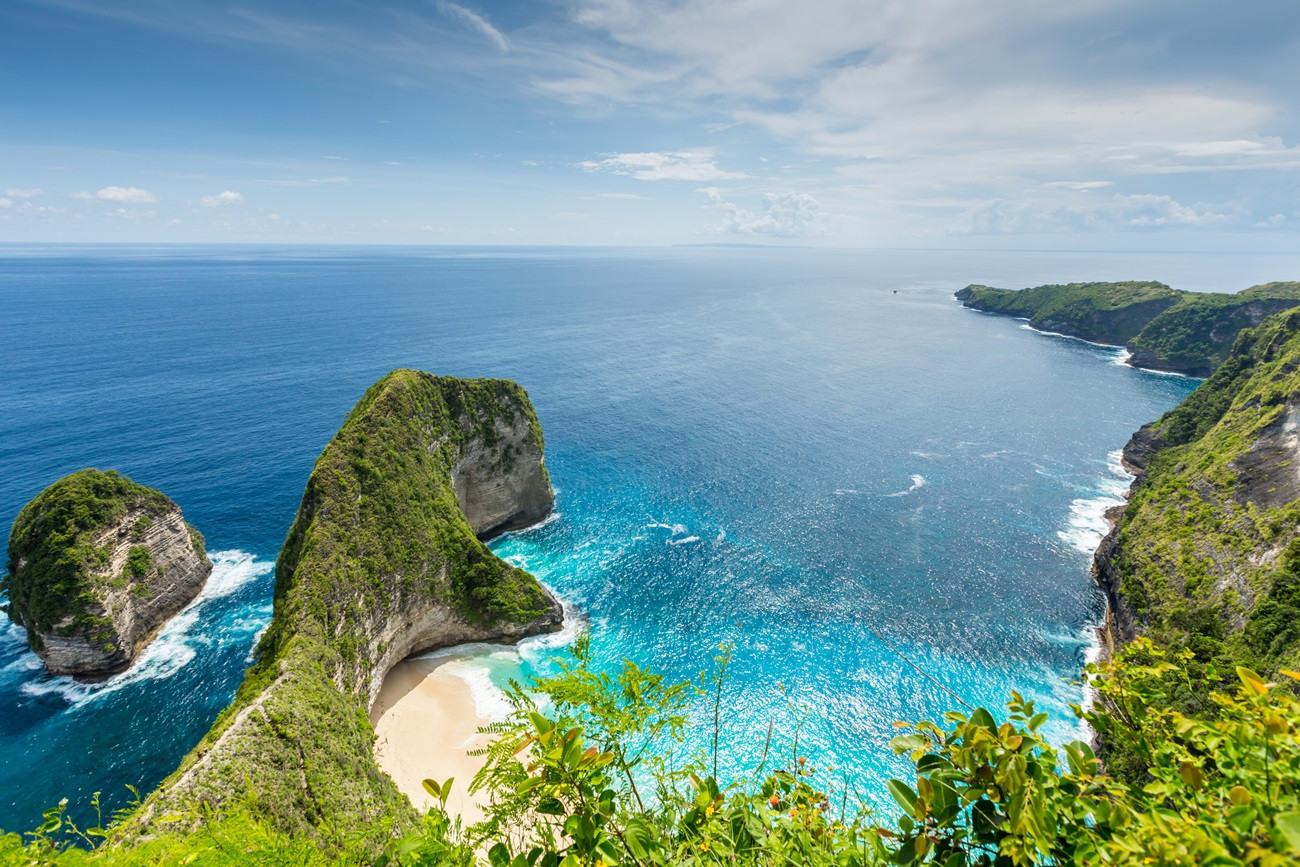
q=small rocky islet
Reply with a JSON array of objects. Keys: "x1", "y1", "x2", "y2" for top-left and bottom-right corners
[{"x1": 3, "y1": 468, "x2": 211, "y2": 678}]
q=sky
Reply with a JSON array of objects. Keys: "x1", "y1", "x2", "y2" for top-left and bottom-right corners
[{"x1": 2, "y1": 0, "x2": 1299, "y2": 247}]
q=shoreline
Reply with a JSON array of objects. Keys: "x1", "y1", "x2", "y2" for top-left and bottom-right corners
[
  {"x1": 370, "y1": 587, "x2": 583, "y2": 823},
  {"x1": 369, "y1": 653, "x2": 499, "y2": 825}
]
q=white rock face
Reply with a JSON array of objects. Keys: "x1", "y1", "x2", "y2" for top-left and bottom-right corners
[
  {"x1": 453, "y1": 413, "x2": 554, "y2": 539},
  {"x1": 21, "y1": 503, "x2": 211, "y2": 678}
]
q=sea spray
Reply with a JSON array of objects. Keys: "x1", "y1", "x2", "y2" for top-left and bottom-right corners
[{"x1": 17, "y1": 550, "x2": 271, "y2": 706}]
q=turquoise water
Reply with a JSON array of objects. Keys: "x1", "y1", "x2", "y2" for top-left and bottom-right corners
[{"x1": 4, "y1": 245, "x2": 1288, "y2": 830}]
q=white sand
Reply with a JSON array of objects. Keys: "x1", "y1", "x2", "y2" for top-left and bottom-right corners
[{"x1": 370, "y1": 655, "x2": 499, "y2": 825}]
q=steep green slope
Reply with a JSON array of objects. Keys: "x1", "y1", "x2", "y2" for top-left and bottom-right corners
[
  {"x1": 132, "y1": 370, "x2": 561, "y2": 850},
  {"x1": 957, "y1": 280, "x2": 1300, "y2": 376},
  {"x1": 1095, "y1": 309, "x2": 1300, "y2": 687}
]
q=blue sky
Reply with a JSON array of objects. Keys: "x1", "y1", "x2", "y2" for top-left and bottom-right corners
[{"x1": 2, "y1": 0, "x2": 1299, "y2": 246}]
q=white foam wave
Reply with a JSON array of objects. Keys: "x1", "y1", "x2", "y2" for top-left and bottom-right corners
[
  {"x1": 497, "y1": 510, "x2": 562, "y2": 539},
  {"x1": 517, "y1": 589, "x2": 585, "y2": 664},
  {"x1": 885, "y1": 474, "x2": 927, "y2": 497},
  {"x1": 1019, "y1": 323, "x2": 1122, "y2": 350},
  {"x1": 667, "y1": 535, "x2": 700, "y2": 545},
  {"x1": 1056, "y1": 450, "x2": 1133, "y2": 554},
  {"x1": 435, "y1": 657, "x2": 516, "y2": 722},
  {"x1": 647, "y1": 522, "x2": 688, "y2": 535},
  {"x1": 833, "y1": 488, "x2": 860, "y2": 495},
  {"x1": 18, "y1": 550, "x2": 272, "y2": 706},
  {"x1": 715, "y1": 529, "x2": 726, "y2": 542}
]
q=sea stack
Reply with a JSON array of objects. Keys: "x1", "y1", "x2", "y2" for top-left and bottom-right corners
[{"x1": 3, "y1": 469, "x2": 212, "y2": 678}]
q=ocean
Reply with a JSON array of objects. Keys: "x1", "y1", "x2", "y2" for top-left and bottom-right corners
[{"x1": 2, "y1": 244, "x2": 1294, "y2": 831}]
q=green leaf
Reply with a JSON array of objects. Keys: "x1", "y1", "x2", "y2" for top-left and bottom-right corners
[
  {"x1": 1276, "y1": 811, "x2": 1300, "y2": 852},
  {"x1": 1226, "y1": 805, "x2": 1257, "y2": 836},
  {"x1": 888, "y1": 779, "x2": 919, "y2": 818},
  {"x1": 970, "y1": 708, "x2": 997, "y2": 731}
]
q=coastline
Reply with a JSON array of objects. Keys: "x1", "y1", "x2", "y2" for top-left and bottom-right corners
[
  {"x1": 369, "y1": 654, "x2": 499, "y2": 825},
  {"x1": 370, "y1": 586, "x2": 583, "y2": 823}
]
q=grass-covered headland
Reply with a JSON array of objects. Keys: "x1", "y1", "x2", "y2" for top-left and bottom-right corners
[
  {"x1": 114, "y1": 370, "x2": 558, "y2": 852},
  {"x1": 956, "y1": 280, "x2": 1300, "y2": 376}
]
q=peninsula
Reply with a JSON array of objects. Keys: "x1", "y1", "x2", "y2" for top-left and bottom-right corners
[
  {"x1": 956, "y1": 280, "x2": 1300, "y2": 376},
  {"x1": 134, "y1": 369, "x2": 562, "y2": 847},
  {"x1": 3, "y1": 469, "x2": 211, "y2": 678}
]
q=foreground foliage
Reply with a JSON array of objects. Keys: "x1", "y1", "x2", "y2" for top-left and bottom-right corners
[{"x1": 6, "y1": 639, "x2": 1300, "y2": 866}]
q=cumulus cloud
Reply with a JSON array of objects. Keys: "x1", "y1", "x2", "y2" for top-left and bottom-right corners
[
  {"x1": 0, "y1": 198, "x2": 11, "y2": 209},
  {"x1": 701, "y1": 188, "x2": 826, "y2": 237},
  {"x1": 952, "y1": 193, "x2": 1240, "y2": 235},
  {"x1": 201, "y1": 190, "x2": 245, "y2": 207},
  {"x1": 73, "y1": 186, "x2": 159, "y2": 204},
  {"x1": 6, "y1": 187, "x2": 42, "y2": 198},
  {"x1": 436, "y1": 1, "x2": 509, "y2": 52},
  {"x1": 579, "y1": 150, "x2": 745, "y2": 181}
]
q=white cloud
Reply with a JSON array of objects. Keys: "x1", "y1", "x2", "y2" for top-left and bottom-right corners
[
  {"x1": 436, "y1": 1, "x2": 509, "y2": 52},
  {"x1": 6, "y1": 187, "x2": 42, "y2": 198},
  {"x1": 201, "y1": 190, "x2": 245, "y2": 207},
  {"x1": 0, "y1": 198, "x2": 11, "y2": 209},
  {"x1": 701, "y1": 188, "x2": 826, "y2": 237},
  {"x1": 1043, "y1": 181, "x2": 1115, "y2": 191},
  {"x1": 74, "y1": 186, "x2": 159, "y2": 204},
  {"x1": 106, "y1": 207, "x2": 157, "y2": 221},
  {"x1": 580, "y1": 150, "x2": 745, "y2": 181},
  {"x1": 952, "y1": 193, "x2": 1240, "y2": 235}
]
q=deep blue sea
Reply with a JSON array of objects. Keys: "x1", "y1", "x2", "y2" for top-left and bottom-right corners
[{"x1": 3, "y1": 245, "x2": 1298, "y2": 831}]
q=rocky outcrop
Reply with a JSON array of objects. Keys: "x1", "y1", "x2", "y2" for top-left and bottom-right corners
[
  {"x1": 1118, "y1": 423, "x2": 1165, "y2": 476},
  {"x1": 138, "y1": 370, "x2": 561, "y2": 846},
  {"x1": 454, "y1": 414, "x2": 554, "y2": 539},
  {"x1": 4, "y1": 469, "x2": 211, "y2": 678}
]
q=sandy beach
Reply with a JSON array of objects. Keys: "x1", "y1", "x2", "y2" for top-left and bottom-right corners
[{"x1": 370, "y1": 654, "x2": 501, "y2": 825}]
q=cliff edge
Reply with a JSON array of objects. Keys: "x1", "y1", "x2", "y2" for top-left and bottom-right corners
[
  {"x1": 1093, "y1": 308, "x2": 1300, "y2": 676},
  {"x1": 135, "y1": 369, "x2": 561, "y2": 848},
  {"x1": 3, "y1": 469, "x2": 211, "y2": 678},
  {"x1": 957, "y1": 280, "x2": 1300, "y2": 377}
]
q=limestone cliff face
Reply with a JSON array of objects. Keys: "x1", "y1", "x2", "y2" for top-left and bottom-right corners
[
  {"x1": 35, "y1": 503, "x2": 210, "y2": 677},
  {"x1": 4, "y1": 469, "x2": 211, "y2": 678},
  {"x1": 140, "y1": 370, "x2": 561, "y2": 845},
  {"x1": 454, "y1": 414, "x2": 554, "y2": 540}
]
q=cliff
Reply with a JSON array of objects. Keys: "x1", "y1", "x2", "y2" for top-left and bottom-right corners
[
  {"x1": 3, "y1": 469, "x2": 211, "y2": 678},
  {"x1": 1093, "y1": 309, "x2": 1300, "y2": 680},
  {"x1": 957, "y1": 280, "x2": 1300, "y2": 376},
  {"x1": 134, "y1": 370, "x2": 561, "y2": 848}
]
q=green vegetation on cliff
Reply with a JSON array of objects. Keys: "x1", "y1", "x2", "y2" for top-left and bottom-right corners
[
  {"x1": 957, "y1": 280, "x2": 1300, "y2": 377},
  {"x1": 1096, "y1": 309, "x2": 1300, "y2": 754},
  {"x1": 133, "y1": 369, "x2": 558, "y2": 851},
  {"x1": 3, "y1": 469, "x2": 176, "y2": 649}
]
